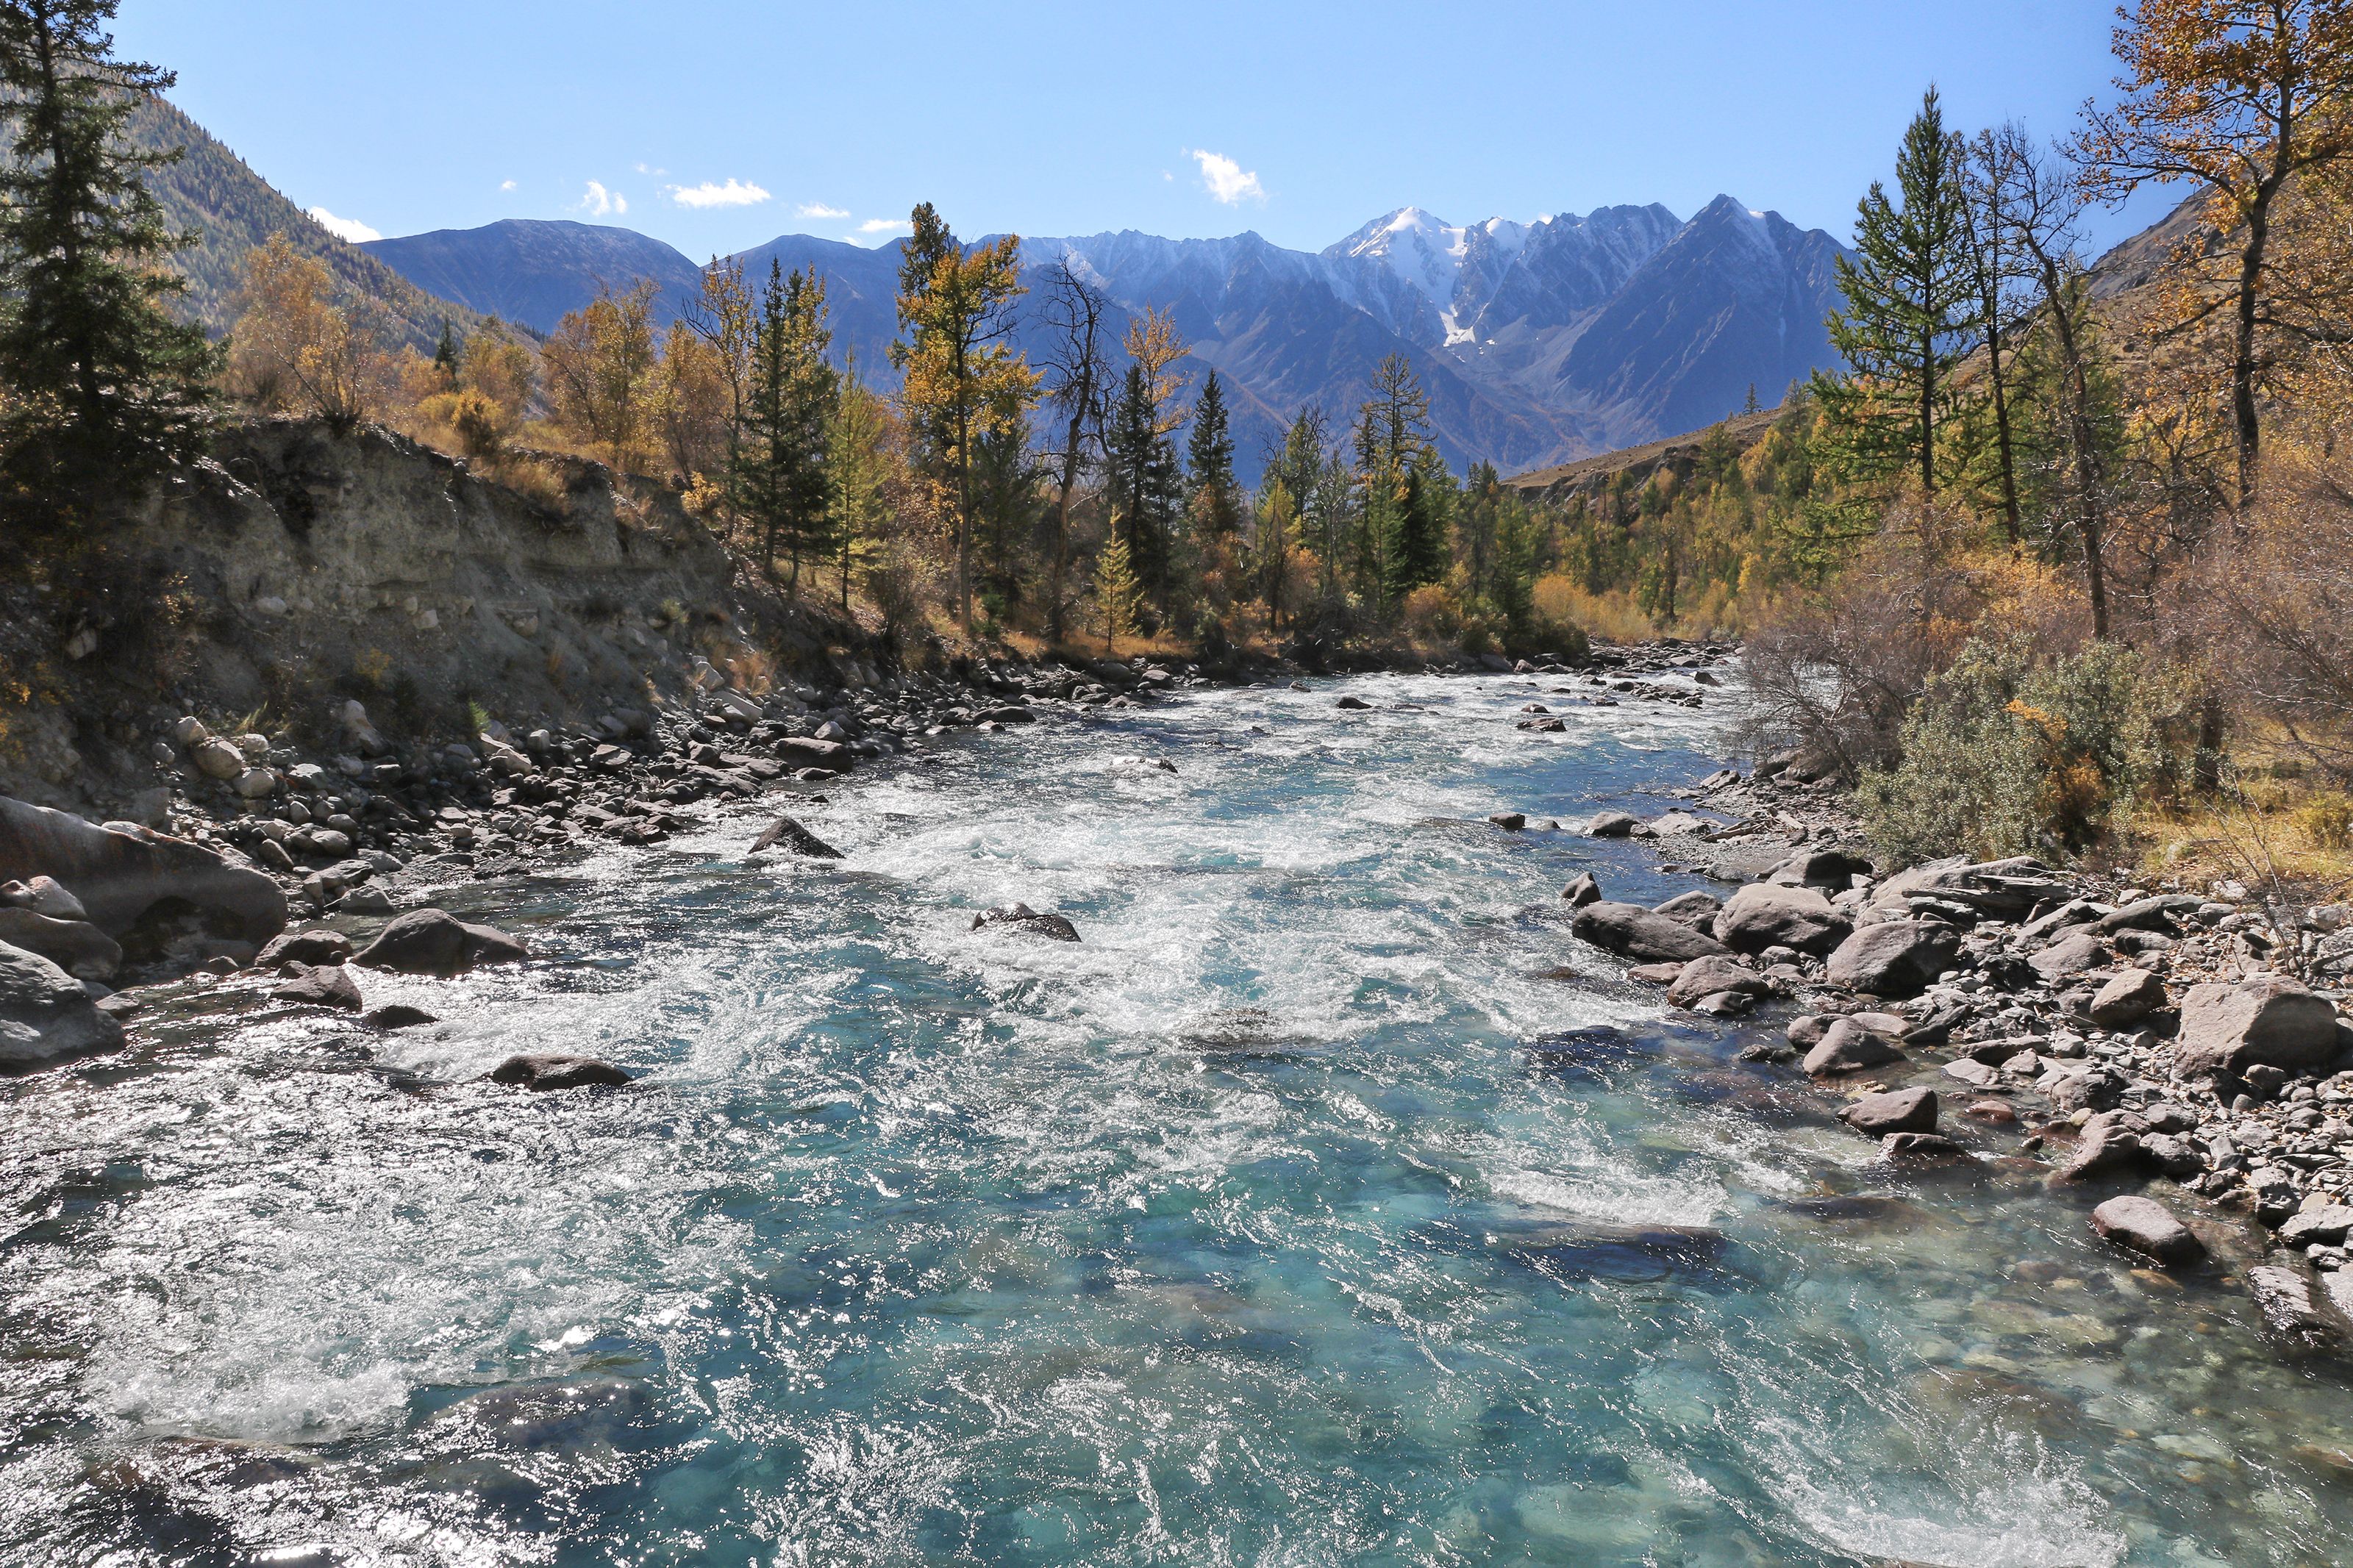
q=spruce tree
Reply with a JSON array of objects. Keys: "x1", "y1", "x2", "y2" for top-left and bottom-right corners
[
  {"x1": 738, "y1": 261, "x2": 837, "y2": 590},
  {"x1": 0, "y1": 0, "x2": 213, "y2": 516},
  {"x1": 1810, "y1": 86, "x2": 1979, "y2": 497},
  {"x1": 432, "y1": 318, "x2": 460, "y2": 382},
  {"x1": 1102, "y1": 362, "x2": 1180, "y2": 614},
  {"x1": 1185, "y1": 370, "x2": 1240, "y2": 538},
  {"x1": 1382, "y1": 458, "x2": 1449, "y2": 602}
]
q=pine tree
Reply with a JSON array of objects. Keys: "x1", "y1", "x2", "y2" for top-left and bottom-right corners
[
  {"x1": 1185, "y1": 370, "x2": 1240, "y2": 538},
  {"x1": 1811, "y1": 86, "x2": 1979, "y2": 497},
  {"x1": 1095, "y1": 520, "x2": 1143, "y2": 656},
  {"x1": 432, "y1": 318, "x2": 460, "y2": 382},
  {"x1": 739, "y1": 261, "x2": 837, "y2": 590},
  {"x1": 1383, "y1": 458, "x2": 1450, "y2": 601},
  {"x1": 1102, "y1": 361, "x2": 1182, "y2": 616},
  {"x1": 0, "y1": 0, "x2": 213, "y2": 515},
  {"x1": 1742, "y1": 382, "x2": 1760, "y2": 415}
]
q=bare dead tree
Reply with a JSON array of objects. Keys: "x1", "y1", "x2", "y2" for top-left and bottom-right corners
[{"x1": 1037, "y1": 256, "x2": 1114, "y2": 642}]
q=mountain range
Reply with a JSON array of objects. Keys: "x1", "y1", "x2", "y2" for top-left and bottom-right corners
[{"x1": 359, "y1": 200, "x2": 1848, "y2": 478}]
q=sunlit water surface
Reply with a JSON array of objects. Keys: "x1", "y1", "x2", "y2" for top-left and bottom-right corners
[{"x1": 4, "y1": 673, "x2": 2352, "y2": 1567}]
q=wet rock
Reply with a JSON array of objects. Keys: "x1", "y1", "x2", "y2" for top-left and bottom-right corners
[
  {"x1": 353, "y1": 909, "x2": 529, "y2": 976},
  {"x1": 1786, "y1": 1014, "x2": 1831, "y2": 1049},
  {"x1": 269, "y1": 963, "x2": 362, "y2": 1012},
  {"x1": 362, "y1": 1003, "x2": 438, "y2": 1029},
  {"x1": 0, "y1": 875, "x2": 86, "y2": 921},
  {"x1": 1335, "y1": 695, "x2": 1373, "y2": 710},
  {"x1": 1560, "y1": 873, "x2": 1602, "y2": 907},
  {"x1": 2247, "y1": 1264, "x2": 2348, "y2": 1356},
  {"x1": 0, "y1": 907, "x2": 121, "y2": 979},
  {"x1": 972, "y1": 903, "x2": 1081, "y2": 942},
  {"x1": 2088, "y1": 968, "x2": 2167, "y2": 1028},
  {"x1": 1571, "y1": 901, "x2": 1728, "y2": 963},
  {"x1": 2174, "y1": 976, "x2": 2343, "y2": 1079},
  {"x1": 0, "y1": 795, "x2": 285, "y2": 942},
  {"x1": 1802, "y1": 1017, "x2": 1903, "y2": 1076},
  {"x1": 1840, "y1": 1086, "x2": 1940, "y2": 1136},
  {"x1": 1651, "y1": 890, "x2": 1722, "y2": 927},
  {"x1": 1581, "y1": 811, "x2": 1646, "y2": 838},
  {"x1": 0, "y1": 939, "x2": 124, "y2": 1067},
  {"x1": 1488, "y1": 812, "x2": 1527, "y2": 831},
  {"x1": 1627, "y1": 962, "x2": 1686, "y2": 984},
  {"x1": 773, "y1": 737, "x2": 851, "y2": 771},
  {"x1": 2047, "y1": 1067, "x2": 2126, "y2": 1113},
  {"x1": 488, "y1": 1053, "x2": 630, "y2": 1090},
  {"x1": 1713, "y1": 882, "x2": 1849, "y2": 956},
  {"x1": 747, "y1": 816, "x2": 844, "y2": 860},
  {"x1": 978, "y1": 705, "x2": 1037, "y2": 725},
  {"x1": 1943, "y1": 1057, "x2": 2002, "y2": 1090},
  {"x1": 2091, "y1": 1195, "x2": 2206, "y2": 1267},
  {"x1": 1824, "y1": 920, "x2": 1962, "y2": 998},
  {"x1": 2053, "y1": 1111, "x2": 2154, "y2": 1182},
  {"x1": 337, "y1": 887, "x2": 396, "y2": 916},
  {"x1": 1880, "y1": 1132, "x2": 1969, "y2": 1163},
  {"x1": 1665, "y1": 953, "x2": 1768, "y2": 1008}
]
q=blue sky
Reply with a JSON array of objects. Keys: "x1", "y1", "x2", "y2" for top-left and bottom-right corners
[{"x1": 113, "y1": 0, "x2": 2177, "y2": 258}]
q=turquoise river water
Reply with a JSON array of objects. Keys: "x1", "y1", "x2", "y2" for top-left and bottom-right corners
[{"x1": 4, "y1": 672, "x2": 2353, "y2": 1567}]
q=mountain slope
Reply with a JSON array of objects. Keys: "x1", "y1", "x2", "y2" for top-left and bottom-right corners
[
  {"x1": 124, "y1": 95, "x2": 482, "y2": 351},
  {"x1": 361, "y1": 220, "x2": 707, "y2": 332}
]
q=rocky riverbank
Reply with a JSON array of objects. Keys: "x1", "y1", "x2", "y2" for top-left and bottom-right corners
[{"x1": 1557, "y1": 754, "x2": 2353, "y2": 1358}]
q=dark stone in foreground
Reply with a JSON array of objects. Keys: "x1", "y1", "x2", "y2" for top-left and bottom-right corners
[
  {"x1": 1571, "y1": 901, "x2": 1727, "y2": 963},
  {"x1": 269, "y1": 962, "x2": 361, "y2": 1011},
  {"x1": 2091, "y1": 1195, "x2": 2205, "y2": 1267},
  {"x1": 1839, "y1": 1086, "x2": 1938, "y2": 1136},
  {"x1": 748, "y1": 816, "x2": 844, "y2": 860},
  {"x1": 973, "y1": 903, "x2": 1081, "y2": 942},
  {"x1": 1560, "y1": 873, "x2": 1602, "y2": 907},
  {"x1": 363, "y1": 1003, "x2": 439, "y2": 1029},
  {"x1": 488, "y1": 1053, "x2": 631, "y2": 1090},
  {"x1": 354, "y1": 909, "x2": 529, "y2": 976},
  {"x1": 0, "y1": 938, "x2": 124, "y2": 1067}
]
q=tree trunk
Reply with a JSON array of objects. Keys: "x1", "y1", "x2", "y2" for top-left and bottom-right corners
[
  {"x1": 2233, "y1": 197, "x2": 2271, "y2": 509},
  {"x1": 1987, "y1": 318, "x2": 2021, "y2": 547}
]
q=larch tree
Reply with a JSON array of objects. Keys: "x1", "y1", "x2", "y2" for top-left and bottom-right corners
[
  {"x1": 828, "y1": 352, "x2": 893, "y2": 612},
  {"x1": 1095, "y1": 518, "x2": 1143, "y2": 656},
  {"x1": 1811, "y1": 86, "x2": 1980, "y2": 498},
  {"x1": 225, "y1": 233, "x2": 393, "y2": 429},
  {"x1": 0, "y1": 0, "x2": 213, "y2": 514},
  {"x1": 890, "y1": 201, "x2": 1035, "y2": 630},
  {"x1": 543, "y1": 278, "x2": 660, "y2": 473},
  {"x1": 685, "y1": 255, "x2": 758, "y2": 531},
  {"x1": 1254, "y1": 474, "x2": 1300, "y2": 630}
]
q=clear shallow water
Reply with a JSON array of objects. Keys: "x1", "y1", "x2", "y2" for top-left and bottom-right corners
[{"x1": 4, "y1": 673, "x2": 2352, "y2": 1568}]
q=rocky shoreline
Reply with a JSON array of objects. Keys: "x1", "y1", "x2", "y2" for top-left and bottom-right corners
[{"x1": 1559, "y1": 754, "x2": 2353, "y2": 1358}]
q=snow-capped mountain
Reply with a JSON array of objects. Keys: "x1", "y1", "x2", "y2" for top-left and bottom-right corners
[{"x1": 363, "y1": 198, "x2": 1848, "y2": 479}]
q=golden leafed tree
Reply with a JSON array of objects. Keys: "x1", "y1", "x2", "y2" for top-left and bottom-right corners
[
  {"x1": 542, "y1": 278, "x2": 660, "y2": 473},
  {"x1": 226, "y1": 233, "x2": 396, "y2": 430},
  {"x1": 2075, "y1": 0, "x2": 2353, "y2": 502}
]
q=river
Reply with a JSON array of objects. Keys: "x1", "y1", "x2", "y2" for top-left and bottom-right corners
[{"x1": 3, "y1": 671, "x2": 2350, "y2": 1567}]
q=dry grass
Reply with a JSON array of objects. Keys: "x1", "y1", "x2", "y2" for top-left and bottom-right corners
[
  {"x1": 1534, "y1": 577, "x2": 1653, "y2": 644},
  {"x1": 2138, "y1": 773, "x2": 2353, "y2": 902}
]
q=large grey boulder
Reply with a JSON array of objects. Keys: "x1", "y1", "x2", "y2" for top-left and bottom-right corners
[
  {"x1": 2175, "y1": 977, "x2": 2342, "y2": 1078},
  {"x1": 1713, "y1": 882, "x2": 1849, "y2": 956},
  {"x1": 0, "y1": 906, "x2": 121, "y2": 979},
  {"x1": 1571, "y1": 901, "x2": 1728, "y2": 963},
  {"x1": 1824, "y1": 920, "x2": 1962, "y2": 998},
  {"x1": 2091, "y1": 1195, "x2": 2205, "y2": 1267},
  {"x1": 0, "y1": 939, "x2": 125, "y2": 1067},
  {"x1": 1665, "y1": 953, "x2": 1768, "y2": 1008},
  {"x1": 354, "y1": 909, "x2": 530, "y2": 976},
  {"x1": 2088, "y1": 968, "x2": 2167, "y2": 1028},
  {"x1": 1802, "y1": 1017, "x2": 1904, "y2": 1075},
  {"x1": 0, "y1": 795, "x2": 285, "y2": 943},
  {"x1": 1839, "y1": 1086, "x2": 1939, "y2": 1136}
]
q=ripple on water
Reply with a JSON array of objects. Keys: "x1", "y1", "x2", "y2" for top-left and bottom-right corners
[{"x1": 4, "y1": 672, "x2": 2352, "y2": 1565}]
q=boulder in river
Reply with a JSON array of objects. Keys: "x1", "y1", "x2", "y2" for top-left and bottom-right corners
[
  {"x1": 488, "y1": 1053, "x2": 631, "y2": 1090},
  {"x1": 362, "y1": 1003, "x2": 439, "y2": 1029},
  {"x1": 0, "y1": 907, "x2": 121, "y2": 979},
  {"x1": 257, "y1": 928, "x2": 354, "y2": 969},
  {"x1": 1488, "y1": 812, "x2": 1527, "y2": 831},
  {"x1": 1560, "y1": 873, "x2": 1602, "y2": 908},
  {"x1": 1580, "y1": 811, "x2": 1646, "y2": 838},
  {"x1": 1802, "y1": 1017, "x2": 1903, "y2": 1076},
  {"x1": 1665, "y1": 954, "x2": 1768, "y2": 1009},
  {"x1": 269, "y1": 963, "x2": 362, "y2": 1012},
  {"x1": 1839, "y1": 1086, "x2": 1938, "y2": 1136},
  {"x1": 354, "y1": 909, "x2": 530, "y2": 976},
  {"x1": 0, "y1": 938, "x2": 124, "y2": 1068},
  {"x1": 1824, "y1": 920, "x2": 1961, "y2": 998},
  {"x1": 2174, "y1": 976, "x2": 2343, "y2": 1079},
  {"x1": 972, "y1": 903, "x2": 1082, "y2": 942},
  {"x1": 0, "y1": 795, "x2": 285, "y2": 945},
  {"x1": 747, "y1": 816, "x2": 844, "y2": 860},
  {"x1": 1651, "y1": 890, "x2": 1722, "y2": 928},
  {"x1": 2091, "y1": 1195, "x2": 2205, "y2": 1267},
  {"x1": 1571, "y1": 901, "x2": 1727, "y2": 963},
  {"x1": 1713, "y1": 882, "x2": 1849, "y2": 956}
]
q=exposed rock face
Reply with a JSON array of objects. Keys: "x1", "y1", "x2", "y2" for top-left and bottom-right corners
[
  {"x1": 354, "y1": 909, "x2": 530, "y2": 976},
  {"x1": 1713, "y1": 882, "x2": 1849, "y2": 956},
  {"x1": 0, "y1": 939, "x2": 125, "y2": 1067},
  {"x1": 488, "y1": 1053, "x2": 630, "y2": 1090},
  {"x1": 0, "y1": 795, "x2": 285, "y2": 943},
  {"x1": 1571, "y1": 901, "x2": 1728, "y2": 963},
  {"x1": 2175, "y1": 977, "x2": 2343, "y2": 1078},
  {"x1": 1824, "y1": 920, "x2": 1961, "y2": 998},
  {"x1": 2090, "y1": 1196, "x2": 2205, "y2": 1266}
]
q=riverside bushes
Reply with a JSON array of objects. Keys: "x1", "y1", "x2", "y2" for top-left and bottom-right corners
[{"x1": 1855, "y1": 636, "x2": 2194, "y2": 864}]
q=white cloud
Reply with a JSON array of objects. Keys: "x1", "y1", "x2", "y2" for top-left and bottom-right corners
[
  {"x1": 857, "y1": 217, "x2": 911, "y2": 235},
  {"x1": 797, "y1": 201, "x2": 849, "y2": 219},
  {"x1": 580, "y1": 180, "x2": 626, "y2": 217},
  {"x1": 499, "y1": 179, "x2": 517, "y2": 193},
  {"x1": 307, "y1": 206, "x2": 380, "y2": 243},
  {"x1": 1188, "y1": 148, "x2": 1265, "y2": 205},
  {"x1": 668, "y1": 178, "x2": 771, "y2": 210}
]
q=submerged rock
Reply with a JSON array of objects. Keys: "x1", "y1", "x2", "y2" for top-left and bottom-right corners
[
  {"x1": 1802, "y1": 1017, "x2": 1903, "y2": 1075},
  {"x1": 2247, "y1": 1264, "x2": 2349, "y2": 1356},
  {"x1": 0, "y1": 939, "x2": 124, "y2": 1067},
  {"x1": 972, "y1": 903, "x2": 1081, "y2": 942},
  {"x1": 488, "y1": 1053, "x2": 631, "y2": 1090},
  {"x1": 257, "y1": 928, "x2": 355, "y2": 969}
]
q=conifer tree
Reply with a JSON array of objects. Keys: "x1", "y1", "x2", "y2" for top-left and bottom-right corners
[
  {"x1": 740, "y1": 260, "x2": 838, "y2": 590},
  {"x1": 432, "y1": 318, "x2": 460, "y2": 382},
  {"x1": 1102, "y1": 361, "x2": 1182, "y2": 615},
  {"x1": 1185, "y1": 370, "x2": 1240, "y2": 538},
  {"x1": 1811, "y1": 86, "x2": 1979, "y2": 498},
  {"x1": 1095, "y1": 519, "x2": 1143, "y2": 655},
  {"x1": 1383, "y1": 458, "x2": 1450, "y2": 601},
  {"x1": 0, "y1": 0, "x2": 213, "y2": 515},
  {"x1": 1254, "y1": 475, "x2": 1299, "y2": 629}
]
